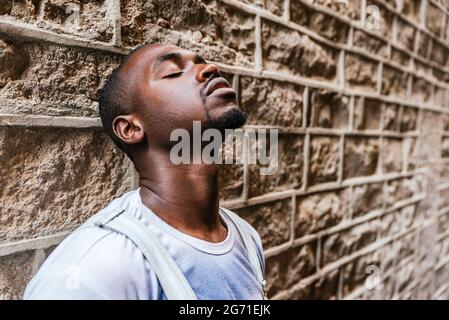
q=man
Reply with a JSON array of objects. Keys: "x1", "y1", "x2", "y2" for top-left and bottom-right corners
[{"x1": 24, "y1": 43, "x2": 266, "y2": 300}]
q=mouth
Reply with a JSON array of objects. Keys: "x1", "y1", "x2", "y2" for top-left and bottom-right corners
[{"x1": 205, "y1": 77, "x2": 235, "y2": 96}]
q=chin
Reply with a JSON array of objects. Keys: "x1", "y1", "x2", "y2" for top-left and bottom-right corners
[{"x1": 205, "y1": 106, "x2": 247, "y2": 132}]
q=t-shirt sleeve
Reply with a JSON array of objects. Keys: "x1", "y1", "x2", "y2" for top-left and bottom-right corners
[{"x1": 24, "y1": 228, "x2": 162, "y2": 300}]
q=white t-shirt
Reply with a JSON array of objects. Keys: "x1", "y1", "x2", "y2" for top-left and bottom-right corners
[{"x1": 24, "y1": 188, "x2": 265, "y2": 300}]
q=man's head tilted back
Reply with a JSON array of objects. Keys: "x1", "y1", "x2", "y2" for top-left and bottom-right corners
[{"x1": 99, "y1": 43, "x2": 246, "y2": 164}]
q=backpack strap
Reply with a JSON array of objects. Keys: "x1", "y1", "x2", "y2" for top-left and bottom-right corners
[
  {"x1": 219, "y1": 208, "x2": 268, "y2": 300},
  {"x1": 86, "y1": 209, "x2": 197, "y2": 300}
]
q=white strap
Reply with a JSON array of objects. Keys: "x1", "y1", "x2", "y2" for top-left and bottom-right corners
[
  {"x1": 220, "y1": 208, "x2": 268, "y2": 299},
  {"x1": 91, "y1": 210, "x2": 197, "y2": 300}
]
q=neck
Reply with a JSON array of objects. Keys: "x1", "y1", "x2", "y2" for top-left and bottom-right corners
[{"x1": 135, "y1": 149, "x2": 226, "y2": 242}]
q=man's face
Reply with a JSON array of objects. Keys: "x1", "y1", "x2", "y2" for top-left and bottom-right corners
[{"x1": 121, "y1": 44, "x2": 246, "y2": 148}]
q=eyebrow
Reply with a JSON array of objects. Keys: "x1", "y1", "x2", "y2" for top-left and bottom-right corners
[{"x1": 151, "y1": 51, "x2": 207, "y2": 72}]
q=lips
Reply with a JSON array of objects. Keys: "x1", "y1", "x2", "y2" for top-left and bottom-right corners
[{"x1": 205, "y1": 77, "x2": 233, "y2": 96}]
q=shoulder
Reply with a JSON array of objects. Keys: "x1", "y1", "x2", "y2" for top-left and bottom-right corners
[{"x1": 25, "y1": 216, "x2": 161, "y2": 300}]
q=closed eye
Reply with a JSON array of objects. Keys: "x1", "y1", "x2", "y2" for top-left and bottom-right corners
[{"x1": 163, "y1": 71, "x2": 184, "y2": 79}]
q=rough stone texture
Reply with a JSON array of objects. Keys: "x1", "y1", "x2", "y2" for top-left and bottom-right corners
[
  {"x1": 295, "y1": 189, "x2": 350, "y2": 238},
  {"x1": 354, "y1": 98, "x2": 382, "y2": 130},
  {"x1": 1, "y1": 0, "x2": 114, "y2": 42},
  {"x1": 0, "y1": 35, "x2": 121, "y2": 117},
  {"x1": 382, "y1": 66, "x2": 409, "y2": 98},
  {"x1": 383, "y1": 103, "x2": 400, "y2": 131},
  {"x1": 121, "y1": 0, "x2": 256, "y2": 67},
  {"x1": 309, "y1": 89, "x2": 349, "y2": 129},
  {"x1": 0, "y1": 127, "x2": 133, "y2": 242},
  {"x1": 1, "y1": 0, "x2": 449, "y2": 301},
  {"x1": 352, "y1": 182, "x2": 384, "y2": 218},
  {"x1": 262, "y1": 19, "x2": 337, "y2": 80},
  {"x1": 309, "y1": 135, "x2": 340, "y2": 185},
  {"x1": 353, "y1": 29, "x2": 387, "y2": 57},
  {"x1": 0, "y1": 250, "x2": 37, "y2": 299},
  {"x1": 249, "y1": 135, "x2": 303, "y2": 197},
  {"x1": 265, "y1": 241, "x2": 317, "y2": 298},
  {"x1": 345, "y1": 54, "x2": 378, "y2": 92},
  {"x1": 235, "y1": 199, "x2": 292, "y2": 249},
  {"x1": 383, "y1": 138, "x2": 403, "y2": 174},
  {"x1": 344, "y1": 137, "x2": 379, "y2": 179},
  {"x1": 321, "y1": 220, "x2": 378, "y2": 266},
  {"x1": 240, "y1": 77, "x2": 303, "y2": 127},
  {"x1": 290, "y1": 0, "x2": 351, "y2": 44}
]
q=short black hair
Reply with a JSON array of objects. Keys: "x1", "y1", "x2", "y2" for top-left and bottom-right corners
[{"x1": 99, "y1": 45, "x2": 147, "y2": 160}]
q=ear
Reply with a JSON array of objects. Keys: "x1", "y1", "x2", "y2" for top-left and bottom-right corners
[{"x1": 112, "y1": 114, "x2": 145, "y2": 145}]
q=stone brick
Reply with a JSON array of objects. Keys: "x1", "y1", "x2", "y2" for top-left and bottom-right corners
[
  {"x1": 341, "y1": 253, "x2": 380, "y2": 297},
  {"x1": 265, "y1": 241, "x2": 317, "y2": 298},
  {"x1": 401, "y1": 0, "x2": 421, "y2": 23},
  {"x1": 309, "y1": 135, "x2": 339, "y2": 185},
  {"x1": 400, "y1": 107, "x2": 418, "y2": 132},
  {"x1": 295, "y1": 189, "x2": 350, "y2": 238},
  {"x1": 385, "y1": 177, "x2": 423, "y2": 206},
  {"x1": 0, "y1": 0, "x2": 39, "y2": 23},
  {"x1": 239, "y1": 77, "x2": 303, "y2": 127},
  {"x1": 391, "y1": 47, "x2": 411, "y2": 67},
  {"x1": 354, "y1": 98, "x2": 382, "y2": 130},
  {"x1": 321, "y1": 220, "x2": 378, "y2": 266},
  {"x1": 262, "y1": 20, "x2": 337, "y2": 80},
  {"x1": 383, "y1": 138, "x2": 403, "y2": 174},
  {"x1": 412, "y1": 77, "x2": 433, "y2": 104},
  {"x1": 379, "y1": 242, "x2": 400, "y2": 276},
  {"x1": 352, "y1": 182, "x2": 384, "y2": 218},
  {"x1": 438, "y1": 212, "x2": 449, "y2": 235},
  {"x1": 353, "y1": 29, "x2": 387, "y2": 57},
  {"x1": 235, "y1": 199, "x2": 292, "y2": 248},
  {"x1": 439, "y1": 188, "x2": 449, "y2": 209},
  {"x1": 380, "y1": 210, "x2": 402, "y2": 238},
  {"x1": 381, "y1": 66, "x2": 408, "y2": 98},
  {"x1": 442, "y1": 138, "x2": 449, "y2": 158},
  {"x1": 383, "y1": 103, "x2": 400, "y2": 131},
  {"x1": 395, "y1": 263, "x2": 415, "y2": 295},
  {"x1": 426, "y1": 3, "x2": 444, "y2": 36},
  {"x1": 344, "y1": 137, "x2": 379, "y2": 179},
  {"x1": 396, "y1": 19, "x2": 416, "y2": 52},
  {"x1": 303, "y1": 0, "x2": 361, "y2": 19},
  {"x1": 417, "y1": 111, "x2": 443, "y2": 162},
  {"x1": 1, "y1": 0, "x2": 113, "y2": 42},
  {"x1": 0, "y1": 127, "x2": 133, "y2": 242},
  {"x1": 435, "y1": 87, "x2": 447, "y2": 107},
  {"x1": 0, "y1": 37, "x2": 28, "y2": 88},
  {"x1": 0, "y1": 36, "x2": 120, "y2": 117},
  {"x1": 0, "y1": 250, "x2": 37, "y2": 299},
  {"x1": 345, "y1": 54, "x2": 378, "y2": 92},
  {"x1": 121, "y1": 0, "x2": 256, "y2": 67},
  {"x1": 398, "y1": 232, "x2": 415, "y2": 260},
  {"x1": 285, "y1": 268, "x2": 340, "y2": 300},
  {"x1": 308, "y1": 269, "x2": 339, "y2": 300},
  {"x1": 418, "y1": 33, "x2": 431, "y2": 58},
  {"x1": 430, "y1": 41, "x2": 448, "y2": 67},
  {"x1": 432, "y1": 65, "x2": 449, "y2": 82},
  {"x1": 241, "y1": 0, "x2": 284, "y2": 16},
  {"x1": 436, "y1": 265, "x2": 449, "y2": 295},
  {"x1": 308, "y1": 89, "x2": 349, "y2": 129},
  {"x1": 290, "y1": 0, "x2": 350, "y2": 43},
  {"x1": 365, "y1": 0, "x2": 394, "y2": 39},
  {"x1": 248, "y1": 135, "x2": 303, "y2": 197}
]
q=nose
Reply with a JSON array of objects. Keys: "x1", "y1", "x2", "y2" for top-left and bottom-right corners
[{"x1": 196, "y1": 63, "x2": 220, "y2": 82}]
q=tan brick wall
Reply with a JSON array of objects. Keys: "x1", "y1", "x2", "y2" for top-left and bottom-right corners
[{"x1": 1, "y1": 0, "x2": 449, "y2": 300}]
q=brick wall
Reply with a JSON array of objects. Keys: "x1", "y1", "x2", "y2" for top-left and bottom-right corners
[{"x1": 1, "y1": 0, "x2": 449, "y2": 300}]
